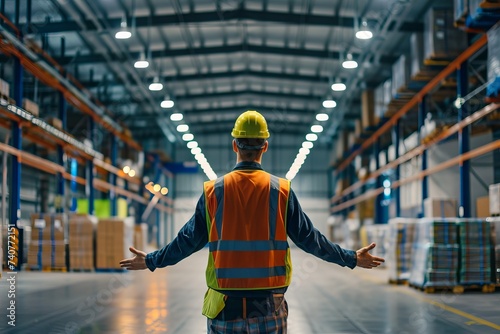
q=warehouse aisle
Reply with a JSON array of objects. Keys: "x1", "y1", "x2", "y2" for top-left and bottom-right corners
[{"x1": 1, "y1": 248, "x2": 499, "y2": 334}]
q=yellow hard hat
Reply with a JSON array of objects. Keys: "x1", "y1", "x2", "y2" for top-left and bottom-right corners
[{"x1": 231, "y1": 110, "x2": 270, "y2": 139}]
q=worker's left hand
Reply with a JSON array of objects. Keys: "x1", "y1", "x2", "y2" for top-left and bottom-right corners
[
  {"x1": 119, "y1": 246, "x2": 148, "y2": 270},
  {"x1": 355, "y1": 243, "x2": 385, "y2": 269}
]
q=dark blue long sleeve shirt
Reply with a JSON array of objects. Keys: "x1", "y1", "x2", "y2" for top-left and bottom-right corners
[{"x1": 145, "y1": 162, "x2": 357, "y2": 285}]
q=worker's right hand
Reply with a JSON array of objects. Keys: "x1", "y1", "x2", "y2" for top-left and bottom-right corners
[
  {"x1": 355, "y1": 243, "x2": 385, "y2": 269},
  {"x1": 119, "y1": 246, "x2": 148, "y2": 270}
]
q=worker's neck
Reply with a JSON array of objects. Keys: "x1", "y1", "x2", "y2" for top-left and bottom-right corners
[{"x1": 236, "y1": 157, "x2": 262, "y2": 164}]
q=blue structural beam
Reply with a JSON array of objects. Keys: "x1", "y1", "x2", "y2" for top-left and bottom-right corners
[
  {"x1": 56, "y1": 91, "x2": 67, "y2": 213},
  {"x1": 374, "y1": 139, "x2": 383, "y2": 224},
  {"x1": 110, "y1": 135, "x2": 118, "y2": 216},
  {"x1": 86, "y1": 118, "x2": 95, "y2": 215},
  {"x1": 9, "y1": 57, "x2": 23, "y2": 229},
  {"x1": 70, "y1": 158, "x2": 78, "y2": 212},
  {"x1": 393, "y1": 119, "x2": 401, "y2": 217},
  {"x1": 56, "y1": 37, "x2": 66, "y2": 213},
  {"x1": 418, "y1": 96, "x2": 428, "y2": 216},
  {"x1": 458, "y1": 61, "x2": 471, "y2": 217}
]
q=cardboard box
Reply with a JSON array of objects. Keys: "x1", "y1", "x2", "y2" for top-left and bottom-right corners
[
  {"x1": 424, "y1": 198, "x2": 457, "y2": 218},
  {"x1": 476, "y1": 196, "x2": 490, "y2": 218},
  {"x1": 28, "y1": 213, "x2": 66, "y2": 268},
  {"x1": 96, "y1": 217, "x2": 134, "y2": 269},
  {"x1": 489, "y1": 183, "x2": 500, "y2": 215},
  {"x1": 361, "y1": 90, "x2": 375, "y2": 129},
  {"x1": 0, "y1": 78, "x2": 10, "y2": 97},
  {"x1": 47, "y1": 117, "x2": 63, "y2": 130},
  {"x1": 22, "y1": 98, "x2": 39, "y2": 117}
]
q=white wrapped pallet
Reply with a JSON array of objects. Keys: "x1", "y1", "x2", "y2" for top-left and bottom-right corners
[
  {"x1": 489, "y1": 183, "x2": 500, "y2": 215},
  {"x1": 387, "y1": 218, "x2": 417, "y2": 282},
  {"x1": 487, "y1": 23, "x2": 500, "y2": 97}
]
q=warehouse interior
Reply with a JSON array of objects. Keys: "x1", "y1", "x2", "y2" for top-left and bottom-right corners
[{"x1": 0, "y1": 0, "x2": 500, "y2": 333}]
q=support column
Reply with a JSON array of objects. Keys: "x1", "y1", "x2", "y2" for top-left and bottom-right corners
[
  {"x1": 392, "y1": 120, "x2": 401, "y2": 217},
  {"x1": 9, "y1": 56, "x2": 23, "y2": 230},
  {"x1": 110, "y1": 135, "x2": 118, "y2": 216},
  {"x1": 418, "y1": 96, "x2": 428, "y2": 217},
  {"x1": 458, "y1": 61, "x2": 471, "y2": 217},
  {"x1": 86, "y1": 118, "x2": 95, "y2": 215},
  {"x1": 56, "y1": 87, "x2": 66, "y2": 213},
  {"x1": 374, "y1": 139, "x2": 383, "y2": 224}
]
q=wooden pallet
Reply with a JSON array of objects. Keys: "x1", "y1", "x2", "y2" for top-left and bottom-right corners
[
  {"x1": 26, "y1": 266, "x2": 67, "y2": 272},
  {"x1": 388, "y1": 279, "x2": 409, "y2": 286},
  {"x1": 409, "y1": 283, "x2": 497, "y2": 294},
  {"x1": 95, "y1": 268, "x2": 128, "y2": 273}
]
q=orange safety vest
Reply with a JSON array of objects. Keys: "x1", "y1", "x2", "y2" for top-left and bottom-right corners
[{"x1": 203, "y1": 170, "x2": 292, "y2": 290}]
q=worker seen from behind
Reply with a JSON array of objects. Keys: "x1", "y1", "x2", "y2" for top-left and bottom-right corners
[{"x1": 120, "y1": 110, "x2": 385, "y2": 334}]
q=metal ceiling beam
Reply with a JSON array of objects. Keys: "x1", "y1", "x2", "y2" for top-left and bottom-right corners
[
  {"x1": 174, "y1": 89, "x2": 322, "y2": 102},
  {"x1": 52, "y1": 43, "x2": 397, "y2": 66},
  {"x1": 33, "y1": 9, "x2": 422, "y2": 34}
]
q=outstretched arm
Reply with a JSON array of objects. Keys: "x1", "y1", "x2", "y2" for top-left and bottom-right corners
[
  {"x1": 120, "y1": 246, "x2": 147, "y2": 270},
  {"x1": 355, "y1": 243, "x2": 385, "y2": 269}
]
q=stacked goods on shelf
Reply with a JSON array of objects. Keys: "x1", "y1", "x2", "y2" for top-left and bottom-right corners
[
  {"x1": 476, "y1": 196, "x2": 490, "y2": 218},
  {"x1": 387, "y1": 218, "x2": 417, "y2": 282},
  {"x1": 362, "y1": 224, "x2": 388, "y2": 267},
  {"x1": 423, "y1": 6, "x2": 468, "y2": 60},
  {"x1": 457, "y1": 219, "x2": 494, "y2": 285},
  {"x1": 409, "y1": 218, "x2": 459, "y2": 288},
  {"x1": 487, "y1": 23, "x2": 500, "y2": 97},
  {"x1": 96, "y1": 217, "x2": 134, "y2": 270},
  {"x1": 361, "y1": 90, "x2": 376, "y2": 129},
  {"x1": 69, "y1": 215, "x2": 97, "y2": 271},
  {"x1": 454, "y1": 0, "x2": 468, "y2": 22},
  {"x1": 489, "y1": 218, "x2": 500, "y2": 283},
  {"x1": 27, "y1": 214, "x2": 66, "y2": 270},
  {"x1": 391, "y1": 54, "x2": 412, "y2": 98},
  {"x1": 490, "y1": 183, "x2": 500, "y2": 215},
  {"x1": 374, "y1": 79, "x2": 392, "y2": 120},
  {"x1": 0, "y1": 78, "x2": 10, "y2": 99},
  {"x1": 134, "y1": 223, "x2": 148, "y2": 250},
  {"x1": 423, "y1": 198, "x2": 457, "y2": 218},
  {"x1": 341, "y1": 219, "x2": 361, "y2": 250},
  {"x1": 22, "y1": 98, "x2": 39, "y2": 117},
  {"x1": 410, "y1": 33, "x2": 425, "y2": 80},
  {"x1": 466, "y1": 0, "x2": 500, "y2": 29}
]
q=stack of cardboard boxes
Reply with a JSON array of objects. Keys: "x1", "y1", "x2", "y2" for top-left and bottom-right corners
[
  {"x1": 134, "y1": 223, "x2": 148, "y2": 251},
  {"x1": 69, "y1": 215, "x2": 97, "y2": 271},
  {"x1": 27, "y1": 214, "x2": 66, "y2": 270},
  {"x1": 96, "y1": 217, "x2": 134, "y2": 269}
]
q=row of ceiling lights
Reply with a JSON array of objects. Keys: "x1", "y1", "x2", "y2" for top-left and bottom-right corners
[
  {"x1": 114, "y1": 22, "x2": 217, "y2": 181},
  {"x1": 286, "y1": 21, "x2": 373, "y2": 181}
]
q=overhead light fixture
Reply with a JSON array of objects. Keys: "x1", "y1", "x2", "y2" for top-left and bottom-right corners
[
  {"x1": 331, "y1": 79, "x2": 347, "y2": 91},
  {"x1": 134, "y1": 52, "x2": 149, "y2": 68},
  {"x1": 311, "y1": 125, "x2": 324, "y2": 133},
  {"x1": 122, "y1": 166, "x2": 131, "y2": 174},
  {"x1": 195, "y1": 153, "x2": 205, "y2": 160},
  {"x1": 316, "y1": 113, "x2": 329, "y2": 121},
  {"x1": 299, "y1": 147, "x2": 310, "y2": 155},
  {"x1": 153, "y1": 184, "x2": 161, "y2": 192},
  {"x1": 342, "y1": 53, "x2": 358, "y2": 69},
  {"x1": 306, "y1": 133, "x2": 318, "y2": 141},
  {"x1": 149, "y1": 76, "x2": 163, "y2": 91},
  {"x1": 182, "y1": 133, "x2": 194, "y2": 141},
  {"x1": 176, "y1": 124, "x2": 189, "y2": 132},
  {"x1": 356, "y1": 20, "x2": 373, "y2": 40},
  {"x1": 187, "y1": 140, "x2": 198, "y2": 148},
  {"x1": 128, "y1": 169, "x2": 136, "y2": 177},
  {"x1": 170, "y1": 113, "x2": 183, "y2": 121},
  {"x1": 160, "y1": 187, "x2": 169, "y2": 196},
  {"x1": 115, "y1": 16, "x2": 132, "y2": 39},
  {"x1": 302, "y1": 141, "x2": 314, "y2": 149},
  {"x1": 191, "y1": 147, "x2": 202, "y2": 155},
  {"x1": 161, "y1": 96, "x2": 174, "y2": 108},
  {"x1": 285, "y1": 171, "x2": 296, "y2": 181},
  {"x1": 322, "y1": 100, "x2": 337, "y2": 108}
]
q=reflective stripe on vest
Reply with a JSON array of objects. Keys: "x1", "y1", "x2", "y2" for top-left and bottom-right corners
[{"x1": 204, "y1": 170, "x2": 292, "y2": 290}]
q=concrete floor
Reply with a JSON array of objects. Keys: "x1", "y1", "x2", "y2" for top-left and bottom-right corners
[{"x1": 0, "y1": 247, "x2": 499, "y2": 334}]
